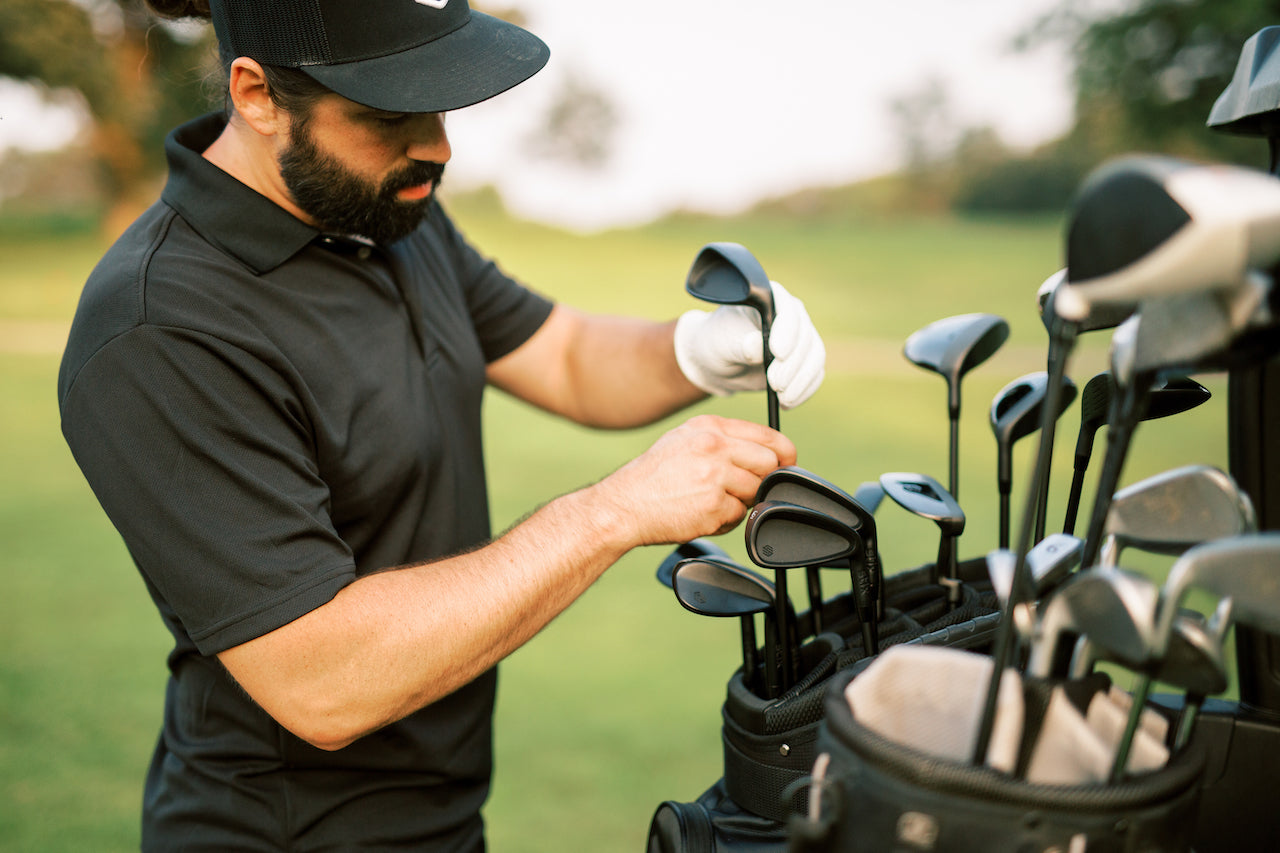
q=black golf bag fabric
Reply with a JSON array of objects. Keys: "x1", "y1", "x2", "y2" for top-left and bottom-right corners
[
  {"x1": 646, "y1": 560, "x2": 1001, "y2": 853},
  {"x1": 790, "y1": 667, "x2": 1207, "y2": 853}
]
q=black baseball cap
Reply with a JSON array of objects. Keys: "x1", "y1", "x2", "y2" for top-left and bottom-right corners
[{"x1": 209, "y1": 0, "x2": 550, "y2": 113}]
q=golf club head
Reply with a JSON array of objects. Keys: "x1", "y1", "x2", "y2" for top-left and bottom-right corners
[
  {"x1": 1057, "y1": 156, "x2": 1280, "y2": 322},
  {"x1": 1158, "y1": 532, "x2": 1280, "y2": 654},
  {"x1": 985, "y1": 533, "x2": 1083, "y2": 608},
  {"x1": 743, "y1": 500, "x2": 861, "y2": 569},
  {"x1": 1112, "y1": 283, "x2": 1273, "y2": 385},
  {"x1": 903, "y1": 313, "x2": 1010, "y2": 417},
  {"x1": 1143, "y1": 375, "x2": 1212, "y2": 420},
  {"x1": 1039, "y1": 268, "x2": 1133, "y2": 334},
  {"x1": 853, "y1": 481, "x2": 886, "y2": 514},
  {"x1": 671, "y1": 556, "x2": 775, "y2": 618},
  {"x1": 756, "y1": 467, "x2": 881, "y2": 574},
  {"x1": 1071, "y1": 610, "x2": 1229, "y2": 697},
  {"x1": 686, "y1": 242, "x2": 776, "y2": 328},
  {"x1": 1073, "y1": 372, "x2": 1115, "y2": 467},
  {"x1": 989, "y1": 371, "x2": 1078, "y2": 488},
  {"x1": 1104, "y1": 464, "x2": 1257, "y2": 560},
  {"x1": 756, "y1": 465, "x2": 884, "y2": 643},
  {"x1": 1028, "y1": 565, "x2": 1161, "y2": 678},
  {"x1": 1207, "y1": 26, "x2": 1280, "y2": 137},
  {"x1": 1070, "y1": 372, "x2": 1208, "y2": 470},
  {"x1": 878, "y1": 472, "x2": 966, "y2": 537},
  {"x1": 656, "y1": 538, "x2": 733, "y2": 588}
]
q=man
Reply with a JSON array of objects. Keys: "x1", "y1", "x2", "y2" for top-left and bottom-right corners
[{"x1": 58, "y1": 0, "x2": 826, "y2": 849}]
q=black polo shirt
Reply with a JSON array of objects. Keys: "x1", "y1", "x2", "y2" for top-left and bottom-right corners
[{"x1": 58, "y1": 113, "x2": 554, "y2": 851}]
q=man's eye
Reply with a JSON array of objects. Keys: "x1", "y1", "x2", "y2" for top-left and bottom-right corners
[{"x1": 371, "y1": 113, "x2": 409, "y2": 126}]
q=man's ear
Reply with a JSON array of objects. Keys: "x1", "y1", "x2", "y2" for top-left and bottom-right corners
[{"x1": 227, "y1": 57, "x2": 286, "y2": 137}]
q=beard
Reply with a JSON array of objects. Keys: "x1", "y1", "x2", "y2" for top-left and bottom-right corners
[{"x1": 278, "y1": 118, "x2": 445, "y2": 245}]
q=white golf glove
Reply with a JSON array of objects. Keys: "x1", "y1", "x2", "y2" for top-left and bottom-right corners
[{"x1": 673, "y1": 281, "x2": 825, "y2": 409}]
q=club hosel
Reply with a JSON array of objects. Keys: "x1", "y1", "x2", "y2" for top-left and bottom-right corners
[{"x1": 997, "y1": 451, "x2": 1014, "y2": 492}]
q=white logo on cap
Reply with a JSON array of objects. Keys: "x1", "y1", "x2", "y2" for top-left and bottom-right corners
[{"x1": 414, "y1": 0, "x2": 449, "y2": 7}]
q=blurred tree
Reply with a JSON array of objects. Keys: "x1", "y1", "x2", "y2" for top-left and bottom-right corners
[
  {"x1": 525, "y1": 72, "x2": 618, "y2": 169},
  {"x1": 1018, "y1": 0, "x2": 1275, "y2": 170},
  {"x1": 0, "y1": 0, "x2": 218, "y2": 224}
]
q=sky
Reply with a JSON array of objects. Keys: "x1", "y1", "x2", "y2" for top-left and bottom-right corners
[{"x1": 0, "y1": 0, "x2": 1078, "y2": 230}]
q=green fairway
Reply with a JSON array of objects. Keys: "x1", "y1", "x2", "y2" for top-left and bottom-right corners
[{"x1": 0, "y1": 200, "x2": 1234, "y2": 851}]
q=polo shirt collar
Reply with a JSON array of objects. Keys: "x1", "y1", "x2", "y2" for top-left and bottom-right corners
[{"x1": 161, "y1": 113, "x2": 319, "y2": 275}]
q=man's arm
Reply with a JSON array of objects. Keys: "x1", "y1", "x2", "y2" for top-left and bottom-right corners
[
  {"x1": 218, "y1": 415, "x2": 795, "y2": 750},
  {"x1": 485, "y1": 305, "x2": 708, "y2": 428}
]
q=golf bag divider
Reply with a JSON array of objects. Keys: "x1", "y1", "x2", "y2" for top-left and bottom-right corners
[{"x1": 792, "y1": 667, "x2": 1208, "y2": 852}]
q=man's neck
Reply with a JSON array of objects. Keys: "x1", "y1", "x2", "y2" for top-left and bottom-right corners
[{"x1": 202, "y1": 116, "x2": 315, "y2": 226}]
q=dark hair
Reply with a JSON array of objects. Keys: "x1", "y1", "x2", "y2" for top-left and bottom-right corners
[{"x1": 143, "y1": 0, "x2": 332, "y2": 117}]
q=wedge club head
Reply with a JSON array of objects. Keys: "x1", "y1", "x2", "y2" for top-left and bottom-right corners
[
  {"x1": 656, "y1": 538, "x2": 732, "y2": 589},
  {"x1": 687, "y1": 242, "x2": 779, "y2": 429},
  {"x1": 756, "y1": 465, "x2": 883, "y2": 650}
]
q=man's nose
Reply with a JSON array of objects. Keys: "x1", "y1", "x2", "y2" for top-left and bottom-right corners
[{"x1": 406, "y1": 113, "x2": 451, "y2": 164}]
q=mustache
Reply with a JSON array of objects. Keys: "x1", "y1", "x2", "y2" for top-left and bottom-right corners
[{"x1": 384, "y1": 161, "x2": 446, "y2": 195}]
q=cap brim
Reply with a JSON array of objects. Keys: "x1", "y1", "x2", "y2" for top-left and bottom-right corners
[{"x1": 302, "y1": 11, "x2": 549, "y2": 113}]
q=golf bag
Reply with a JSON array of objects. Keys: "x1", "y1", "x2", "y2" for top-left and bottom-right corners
[
  {"x1": 646, "y1": 559, "x2": 1002, "y2": 853},
  {"x1": 788, "y1": 665, "x2": 1207, "y2": 853}
]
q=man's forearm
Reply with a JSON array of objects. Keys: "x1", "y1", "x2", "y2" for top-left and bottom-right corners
[
  {"x1": 217, "y1": 414, "x2": 793, "y2": 751},
  {"x1": 218, "y1": 483, "x2": 634, "y2": 751}
]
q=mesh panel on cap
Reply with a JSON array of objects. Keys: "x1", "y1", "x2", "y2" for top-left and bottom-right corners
[{"x1": 215, "y1": 0, "x2": 333, "y2": 66}]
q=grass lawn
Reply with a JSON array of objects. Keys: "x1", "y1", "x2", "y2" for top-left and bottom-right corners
[{"x1": 0, "y1": 199, "x2": 1235, "y2": 851}]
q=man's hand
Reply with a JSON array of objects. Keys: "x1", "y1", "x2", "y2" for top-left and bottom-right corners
[
  {"x1": 588, "y1": 414, "x2": 797, "y2": 547},
  {"x1": 673, "y1": 281, "x2": 826, "y2": 409}
]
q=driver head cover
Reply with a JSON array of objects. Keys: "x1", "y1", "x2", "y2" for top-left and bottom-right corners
[{"x1": 209, "y1": 0, "x2": 550, "y2": 113}]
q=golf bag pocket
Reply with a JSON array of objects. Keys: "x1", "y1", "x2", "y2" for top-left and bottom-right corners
[{"x1": 791, "y1": 659, "x2": 1207, "y2": 853}]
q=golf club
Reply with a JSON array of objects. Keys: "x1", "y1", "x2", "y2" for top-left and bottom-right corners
[
  {"x1": 985, "y1": 533, "x2": 1083, "y2": 609},
  {"x1": 988, "y1": 371, "x2": 1077, "y2": 549},
  {"x1": 879, "y1": 472, "x2": 965, "y2": 606},
  {"x1": 973, "y1": 156, "x2": 1268, "y2": 763},
  {"x1": 686, "y1": 242, "x2": 779, "y2": 430},
  {"x1": 1098, "y1": 464, "x2": 1256, "y2": 568},
  {"x1": 1081, "y1": 280, "x2": 1270, "y2": 568},
  {"x1": 1113, "y1": 533, "x2": 1280, "y2": 780},
  {"x1": 1060, "y1": 373, "x2": 1212, "y2": 536},
  {"x1": 903, "y1": 312, "x2": 1009, "y2": 500},
  {"x1": 756, "y1": 465, "x2": 883, "y2": 652},
  {"x1": 1036, "y1": 270, "x2": 1133, "y2": 543},
  {"x1": 744, "y1": 500, "x2": 864, "y2": 679},
  {"x1": 655, "y1": 538, "x2": 733, "y2": 589},
  {"x1": 672, "y1": 555, "x2": 778, "y2": 699}
]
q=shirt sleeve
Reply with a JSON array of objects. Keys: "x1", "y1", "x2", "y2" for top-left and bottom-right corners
[
  {"x1": 60, "y1": 324, "x2": 356, "y2": 655},
  {"x1": 429, "y1": 204, "x2": 554, "y2": 362}
]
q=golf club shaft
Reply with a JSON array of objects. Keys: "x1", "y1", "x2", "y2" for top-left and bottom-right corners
[
  {"x1": 763, "y1": 327, "x2": 779, "y2": 432},
  {"x1": 1109, "y1": 672, "x2": 1154, "y2": 783},
  {"x1": 1062, "y1": 466, "x2": 1088, "y2": 536},
  {"x1": 739, "y1": 615, "x2": 760, "y2": 697},
  {"x1": 972, "y1": 323, "x2": 1077, "y2": 764},
  {"x1": 806, "y1": 566, "x2": 824, "y2": 633},
  {"x1": 998, "y1": 486, "x2": 1011, "y2": 550},
  {"x1": 1081, "y1": 383, "x2": 1150, "y2": 569},
  {"x1": 774, "y1": 568, "x2": 793, "y2": 692},
  {"x1": 949, "y1": 416, "x2": 960, "y2": 501}
]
